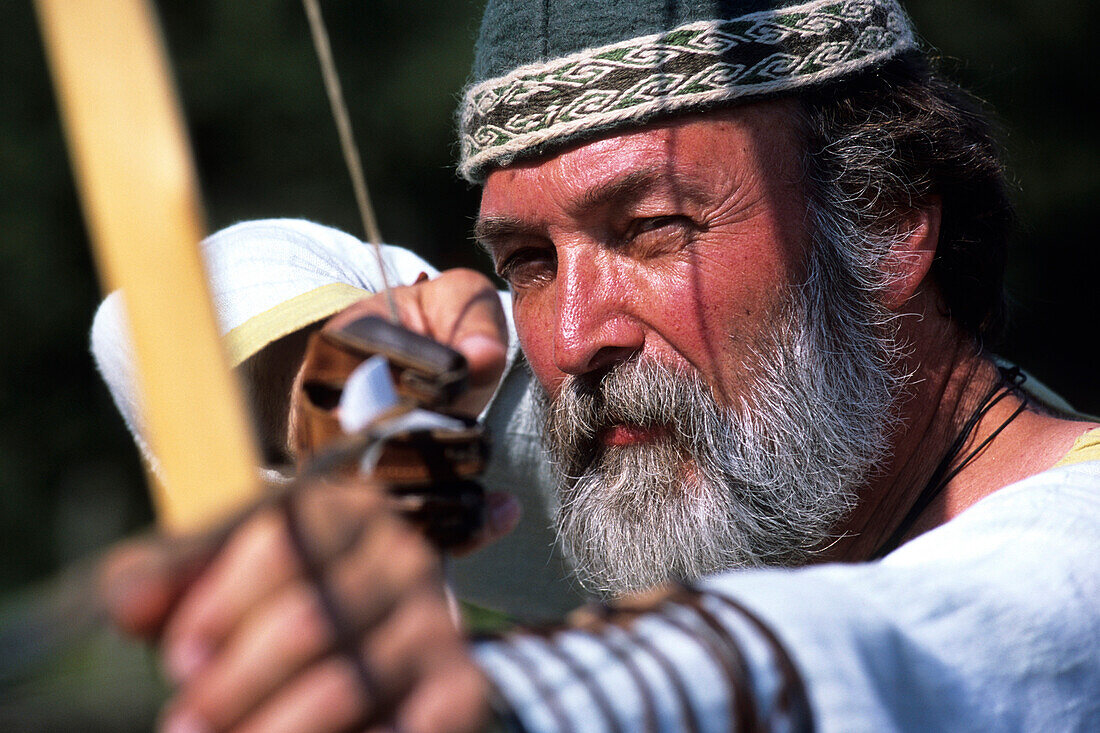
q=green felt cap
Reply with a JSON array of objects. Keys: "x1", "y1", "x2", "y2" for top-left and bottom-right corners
[{"x1": 458, "y1": 0, "x2": 917, "y2": 182}]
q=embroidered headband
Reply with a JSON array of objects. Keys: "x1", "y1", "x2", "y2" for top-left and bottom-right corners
[{"x1": 458, "y1": 0, "x2": 917, "y2": 182}]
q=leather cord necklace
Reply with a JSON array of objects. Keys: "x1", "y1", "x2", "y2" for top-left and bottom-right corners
[{"x1": 870, "y1": 365, "x2": 1028, "y2": 560}]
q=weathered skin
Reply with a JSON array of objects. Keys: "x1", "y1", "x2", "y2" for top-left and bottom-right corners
[{"x1": 478, "y1": 102, "x2": 810, "y2": 408}]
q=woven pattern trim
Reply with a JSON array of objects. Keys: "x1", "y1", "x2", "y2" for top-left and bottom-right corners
[{"x1": 459, "y1": 0, "x2": 915, "y2": 181}]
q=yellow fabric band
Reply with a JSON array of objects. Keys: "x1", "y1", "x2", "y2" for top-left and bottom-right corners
[
  {"x1": 1054, "y1": 427, "x2": 1100, "y2": 468},
  {"x1": 224, "y1": 282, "x2": 370, "y2": 367}
]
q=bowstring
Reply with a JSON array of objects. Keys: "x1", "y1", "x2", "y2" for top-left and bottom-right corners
[
  {"x1": 301, "y1": 0, "x2": 399, "y2": 323},
  {"x1": 298, "y1": 2, "x2": 462, "y2": 627}
]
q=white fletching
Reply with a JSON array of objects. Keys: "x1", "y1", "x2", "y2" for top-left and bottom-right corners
[
  {"x1": 338, "y1": 354, "x2": 469, "y2": 474},
  {"x1": 339, "y1": 355, "x2": 399, "y2": 433}
]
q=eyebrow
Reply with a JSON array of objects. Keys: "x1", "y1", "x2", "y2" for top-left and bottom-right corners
[
  {"x1": 576, "y1": 166, "x2": 663, "y2": 211},
  {"x1": 577, "y1": 165, "x2": 712, "y2": 212},
  {"x1": 473, "y1": 216, "x2": 531, "y2": 256}
]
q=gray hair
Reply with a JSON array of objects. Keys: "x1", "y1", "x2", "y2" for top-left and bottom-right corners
[{"x1": 796, "y1": 53, "x2": 1014, "y2": 340}]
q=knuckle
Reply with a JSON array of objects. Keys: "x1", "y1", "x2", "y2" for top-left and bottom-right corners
[
  {"x1": 294, "y1": 482, "x2": 383, "y2": 556},
  {"x1": 444, "y1": 267, "x2": 493, "y2": 292},
  {"x1": 97, "y1": 541, "x2": 171, "y2": 637},
  {"x1": 325, "y1": 296, "x2": 390, "y2": 330},
  {"x1": 243, "y1": 510, "x2": 296, "y2": 567},
  {"x1": 313, "y1": 657, "x2": 371, "y2": 723},
  {"x1": 404, "y1": 592, "x2": 450, "y2": 633},
  {"x1": 271, "y1": 585, "x2": 333, "y2": 657}
]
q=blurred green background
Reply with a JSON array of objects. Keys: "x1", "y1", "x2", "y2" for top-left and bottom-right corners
[{"x1": 0, "y1": 0, "x2": 1097, "y2": 727}]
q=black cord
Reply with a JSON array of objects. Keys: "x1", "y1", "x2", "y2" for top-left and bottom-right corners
[
  {"x1": 870, "y1": 366, "x2": 1028, "y2": 559},
  {"x1": 279, "y1": 494, "x2": 382, "y2": 708}
]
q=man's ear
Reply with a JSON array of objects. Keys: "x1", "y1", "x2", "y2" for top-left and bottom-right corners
[{"x1": 879, "y1": 196, "x2": 942, "y2": 311}]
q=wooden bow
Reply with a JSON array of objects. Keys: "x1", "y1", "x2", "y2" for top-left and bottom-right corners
[{"x1": 34, "y1": 0, "x2": 261, "y2": 534}]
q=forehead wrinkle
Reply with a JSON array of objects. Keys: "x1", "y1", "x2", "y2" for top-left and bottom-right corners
[{"x1": 572, "y1": 165, "x2": 712, "y2": 215}]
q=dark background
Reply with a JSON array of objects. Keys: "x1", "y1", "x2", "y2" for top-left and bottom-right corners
[{"x1": 1, "y1": 0, "x2": 1096, "y2": 620}]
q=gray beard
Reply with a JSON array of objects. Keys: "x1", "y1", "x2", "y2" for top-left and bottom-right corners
[{"x1": 535, "y1": 272, "x2": 904, "y2": 598}]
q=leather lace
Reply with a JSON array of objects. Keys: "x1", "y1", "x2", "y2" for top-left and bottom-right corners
[{"x1": 871, "y1": 365, "x2": 1028, "y2": 559}]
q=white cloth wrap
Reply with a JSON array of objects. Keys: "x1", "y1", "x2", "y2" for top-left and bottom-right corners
[{"x1": 91, "y1": 218, "x2": 442, "y2": 464}]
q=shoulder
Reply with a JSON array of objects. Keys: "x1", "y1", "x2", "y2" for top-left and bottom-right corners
[{"x1": 924, "y1": 459, "x2": 1100, "y2": 568}]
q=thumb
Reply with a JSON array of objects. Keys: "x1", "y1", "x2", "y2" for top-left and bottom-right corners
[{"x1": 420, "y1": 269, "x2": 509, "y2": 416}]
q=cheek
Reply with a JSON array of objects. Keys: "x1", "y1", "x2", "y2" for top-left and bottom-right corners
[
  {"x1": 634, "y1": 248, "x2": 788, "y2": 380},
  {"x1": 508, "y1": 234, "x2": 799, "y2": 401},
  {"x1": 512, "y1": 294, "x2": 565, "y2": 394}
]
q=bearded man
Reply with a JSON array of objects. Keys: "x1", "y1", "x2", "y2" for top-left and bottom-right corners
[{"x1": 93, "y1": 0, "x2": 1100, "y2": 731}]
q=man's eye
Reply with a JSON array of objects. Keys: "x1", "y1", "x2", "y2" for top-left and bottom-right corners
[
  {"x1": 623, "y1": 216, "x2": 696, "y2": 253},
  {"x1": 632, "y1": 216, "x2": 681, "y2": 234},
  {"x1": 496, "y1": 248, "x2": 556, "y2": 288}
]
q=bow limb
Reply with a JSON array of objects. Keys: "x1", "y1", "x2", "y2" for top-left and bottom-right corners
[{"x1": 35, "y1": 0, "x2": 262, "y2": 534}]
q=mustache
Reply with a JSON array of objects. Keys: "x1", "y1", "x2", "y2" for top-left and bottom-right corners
[{"x1": 538, "y1": 359, "x2": 717, "y2": 466}]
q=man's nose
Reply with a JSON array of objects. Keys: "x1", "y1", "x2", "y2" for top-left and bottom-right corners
[{"x1": 553, "y1": 252, "x2": 644, "y2": 376}]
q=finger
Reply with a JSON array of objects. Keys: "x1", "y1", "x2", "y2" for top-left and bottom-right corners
[
  {"x1": 429, "y1": 278, "x2": 507, "y2": 377},
  {"x1": 324, "y1": 270, "x2": 508, "y2": 417},
  {"x1": 394, "y1": 658, "x2": 491, "y2": 733},
  {"x1": 449, "y1": 491, "x2": 520, "y2": 557},
  {"x1": 324, "y1": 294, "x2": 396, "y2": 333},
  {"x1": 162, "y1": 655, "x2": 368, "y2": 733},
  {"x1": 165, "y1": 583, "x2": 333, "y2": 731},
  {"x1": 316, "y1": 533, "x2": 452, "y2": 726},
  {"x1": 158, "y1": 510, "x2": 299, "y2": 683},
  {"x1": 165, "y1": 513, "x2": 416, "y2": 729},
  {"x1": 419, "y1": 270, "x2": 508, "y2": 413},
  {"x1": 98, "y1": 535, "x2": 199, "y2": 639},
  {"x1": 160, "y1": 483, "x2": 380, "y2": 683},
  {"x1": 170, "y1": 580, "x2": 448, "y2": 733},
  {"x1": 327, "y1": 512, "x2": 442, "y2": 622},
  {"x1": 366, "y1": 589, "x2": 488, "y2": 733},
  {"x1": 366, "y1": 583, "x2": 454, "y2": 681},
  {"x1": 337, "y1": 585, "x2": 465, "y2": 731}
]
